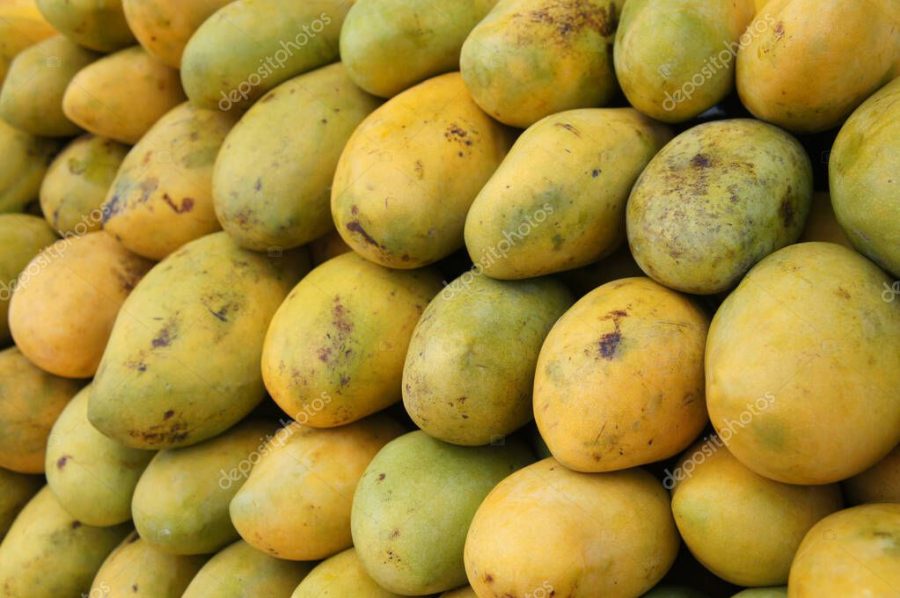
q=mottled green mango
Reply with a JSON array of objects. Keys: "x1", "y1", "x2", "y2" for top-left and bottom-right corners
[
  {"x1": 0, "y1": 214, "x2": 57, "y2": 344},
  {"x1": 36, "y1": 0, "x2": 135, "y2": 51},
  {"x1": 292, "y1": 548, "x2": 405, "y2": 597},
  {"x1": 0, "y1": 467, "x2": 42, "y2": 538},
  {"x1": 0, "y1": 119, "x2": 61, "y2": 214}
]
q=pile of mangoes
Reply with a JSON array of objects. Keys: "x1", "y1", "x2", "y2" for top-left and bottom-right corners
[{"x1": 0, "y1": 0, "x2": 898, "y2": 596}]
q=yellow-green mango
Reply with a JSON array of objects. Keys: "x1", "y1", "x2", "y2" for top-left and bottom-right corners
[
  {"x1": 262, "y1": 252, "x2": 442, "y2": 427},
  {"x1": 459, "y1": 0, "x2": 625, "y2": 128},
  {"x1": 292, "y1": 548, "x2": 405, "y2": 598},
  {"x1": 102, "y1": 102, "x2": 236, "y2": 260},
  {"x1": 403, "y1": 274, "x2": 572, "y2": 445},
  {"x1": 132, "y1": 419, "x2": 272, "y2": 554},
  {"x1": 626, "y1": 119, "x2": 813, "y2": 294},
  {"x1": 0, "y1": 118, "x2": 61, "y2": 213},
  {"x1": 464, "y1": 108, "x2": 672, "y2": 279},
  {"x1": 122, "y1": 0, "x2": 235, "y2": 68},
  {"x1": 614, "y1": 0, "x2": 755, "y2": 122},
  {"x1": 351, "y1": 430, "x2": 533, "y2": 595},
  {"x1": 340, "y1": 0, "x2": 498, "y2": 98},
  {"x1": 309, "y1": 228, "x2": 352, "y2": 265},
  {"x1": 91, "y1": 532, "x2": 207, "y2": 597},
  {"x1": 183, "y1": 540, "x2": 314, "y2": 597},
  {"x1": 671, "y1": 439, "x2": 842, "y2": 586},
  {"x1": 736, "y1": 0, "x2": 898, "y2": 133},
  {"x1": 63, "y1": 46, "x2": 186, "y2": 144},
  {"x1": 798, "y1": 191, "x2": 852, "y2": 248},
  {"x1": 331, "y1": 72, "x2": 512, "y2": 268},
  {"x1": 9, "y1": 232, "x2": 153, "y2": 378},
  {"x1": 0, "y1": 0, "x2": 57, "y2": 84},
  {"x1": 35, "y1": 0, "x2": 134, "y2": 51},
  {"x1": 45, "y1": 385, "x2": 155, "y2": 526},
  {"x1": 180, "y1": 0, "x2": 353, "y2": 111},
  {"x1": 732, "y1": 589, "x2": 787, "y2": 598},
  {"x1": 0, "y1": 347, "x2": 83, "y2": 473},
  {"x1": 0, "y1": 35, "x2": 99, "y2": 137},
  {"x1": 214, "y1": 63, "x2": 380, "y2": 251},
  {"x1": 843, "y1": 445, "x2": 900, "y2": 505},
  {"x1": 89, "y1": 232, "x2": 308, "y2": 449},
  {"x1": 706, "y1": 243, "x2": 900, "y2": 485},
  {"x1": 0, "y1": 487, "x2": 130, "y2": 598},
  {"x1": 0, "y1": 467, "x2": 42, "y2": 538},
  {"x1": 829, "y1": 76, "x2": 900, "y2": 277},
  {"x1": 39, "y1": 135, "x2": 128, "y2": 235},
  {"x1": 534, "y1": 277, "x2": 710, "y2": 472},
  {"x1": 464, "y1": 459, "x2": 679, "y2": 598}
]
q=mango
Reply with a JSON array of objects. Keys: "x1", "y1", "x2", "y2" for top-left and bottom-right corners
[
  {"x1": 132, "y1": 419, "x2": 272, "y2": 554},
  {"x1": 459, "y1": 0, "x2": 624, "y2": 128},
  {"x1": 0, "y1": 214, "x2": 57, "y2": 344},
  {"x1": 182, "y1": 539, "x2": 314, "y2": 597},
  {"x1": 798, "y1": 192, "x2": 852, "y2": 248},
  {"x1": 626, "y1": 119, "x2": 813, "y2": 294},
  {"x1": 0, "y1": 0, "x2": 57, "y2": 84},
  {"x1": 403, "y1": 274, "x2": 572, "y2": 445},
  {"x1": 292, "y1": 548, "x2": 405, "y2": 598},
  {"x1": 340, "y1": 0, "x2": 497, "y2": 98},
  {"x1": 464, "y1": 108, "x2": 671, "y2": 279},
  {"x1": 534, "y1": 277, "x2": 710, "y2": 472},
  {"x1": 9, "y1": 232, "x2": 154, "y2": 378},
  {"x1": 614, "y1": 0, "x2": 755, "y2": 122},
  {"x1": 91, "y1": 532, "x2": 206, "y2": 597},
  {"x1": 263, "y1": 252, "x2": 442, "y2": 427},
  {"x1": 0, "y1": 118, "x2": 61, "y2": 214},
  {"x1": 332, "y1": 72, "x2": 512, "y2": 268},
  {"x1": 39, "y1": 135, "x2": 128, "y2": 235},
  {"x1": 732, "y1": 590, "x2": 787, "y2": 598},
  {"x1": 442, "y1": 588, "x2": 478, "y2": 598},
  {"x1": 0, "y1": 347, "x2": 83, "y2": 473},
  {"x1": 63, "y1": 46, "x2": 186, "y2": 144},
  {"x1": 829, "y1": 76, "x2": 900, "y2": 277},
  {"x1": 89, "y1": 232, "x2": 308, "y2": 449},
  {"x1": 309, "y1": 228, "x2": 352, "y2": 265},
  {"x1": 464, "y1": 458, "x2": 678, "y2": 597},
  {"x1": 102, "y1": 102, "x2": 236, "y2": 260},
  {"x1": 180, "y1": 0, "x2": 353, "y2": 111},
  {"x1": 0, "y1": 487, "x2": 130, "y2": 598},
  {"x1": 351, "y1": 430, "x2": 533, "y2": 595},
  {"x1": 671, "y1": 439, "x2": 842, "y2": 586},
  {"x1": 214, "y1": 63, "x2": 380, "y2": 251},
  {"x1": 788, "y1": 504, "x2": 900, "y2": 597},
  {"x1": 0, "y1": 467, "x2": 42, "y2": 538},
  {"x1": 0, "y1": 35, "x2": 98, "y2": 137},
  {"x1": 736, "y1": 0, "x2": 898, "y2": 133},
  {"x1": 230, "y1": 416, "x2": 404, "y2": 560},
  {"x1": 36, "y1": 0, "x2": 134, "y2": 51},
  {"x1": 706, "y1": 243, "x2": 900, "y2": 484},
  {"x1": 843, "y1": 445, "x2": 900, "y2": 506}
]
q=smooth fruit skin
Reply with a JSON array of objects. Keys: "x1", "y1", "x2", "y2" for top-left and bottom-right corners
[
  {"x1": 291, "y1": 548, "x2": 406, "y2": 598},
  {"x1": 0, "y1": 467, "x2": 42, "y2": 539},
  {"x1": 0, "y1": 214, "x2": 57, "y2": 344},
  {"x1": 35, "y1": 0, "x2": 135, "y2": 52},
  {"x1": 706, "y1": 242, "x2": 900, "y2": 485},
  {"x1": 843, "y1": 445, "x2": 900, "y2": 506},
  {"x1": 0, "y1": 118, "x2": 62, "y2": 214},
  {"x1": 0, "y1": 1, "x2": 57, "y2": 85}
]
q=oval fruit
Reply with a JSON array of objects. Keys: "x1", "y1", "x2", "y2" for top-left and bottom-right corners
[
  {"x1": 0, "y1": 118, "x2": 61, "y2": 214},
  {"x1": 291, "y1": 548, "x2": 405, "y2": 598},
  {"x1": 36, "y1": 0, "x2": 134, "y2": 52},
  {"x1": 0, "y1": 213, "x2": 57, "y2": 343}
]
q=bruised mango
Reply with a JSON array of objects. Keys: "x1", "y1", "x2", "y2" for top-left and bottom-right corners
[
  {"x1": 843, "y1": 445, "x2": 900, "y2": 505},
  {"x1": 0, "y1": 467, "x2": 42, "y2": 538},
  {"x1": 0, "y1": 1, "x2": 57, "y2": 85},
  {"x1": 0, "y1": 214, "x2": 57, "y2": 344},
  {"x1": 36, "y1": 0, "x2": 134, "y2": 51},
  {"x1": 0, "y1": 118, "x2": 61, "y2": 214},
  {"x1": 292, "y1": 548, "x2": 405, "y2": 598}
]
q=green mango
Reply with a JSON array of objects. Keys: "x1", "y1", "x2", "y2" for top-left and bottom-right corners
[
  {"x1": 0, "y1": 119, "x2": 61, "y2": 214},
  {"x1": 0, "y1": 214, "x2": 57, "y2": 344},
  {"x1": 182, "y1": 540, "x2": 314, "y2": 596},
  {"x1": 292, "y1": 548, "x2": 404, "y2": 597},
  {"x1": 35, "y1": 0, "x2": 135, "y2": 52}
]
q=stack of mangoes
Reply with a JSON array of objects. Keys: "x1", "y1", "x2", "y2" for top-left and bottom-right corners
[{"x1": 0, "y1": 0, "x2": 898, "y2": 596}]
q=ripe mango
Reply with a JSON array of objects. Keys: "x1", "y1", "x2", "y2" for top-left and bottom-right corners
[
  {"x1": 0, "y1": 118, "x2": 61, "y2": 214},
  {"x1": 351, "y1": 430, "x2": 533, "y2": 595},
  {"x1": 214, "y1": 63, "x2": 380, "y2": 251},
  {"x1": 0, "y1": 0, "x2": 57, "y2": 85},
  {"x1": 843, "y1": 445, "x2": 900, "y2": 505},
  {"x1": 89, "y1": 232, "x2": 308, "y2": 449},
  {"x1": 36, "y1": 0, "x2": 134, "y2": 51},
  {"x1": 291, "y1": 548, "x2": 405, "y2": 598},
  {"x1": 0, "y1": 467, "x2": 42, "y2": 538}
]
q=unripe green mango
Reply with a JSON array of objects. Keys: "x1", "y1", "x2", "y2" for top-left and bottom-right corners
[
  {"x1": 0, "y1": 467, "x2": 42, "y2": 539},
  {"x1": 0, "y1": 214, "x2": 57, "y2": 344},
  {"x1": 36, "y1": 0, "x2": 135, "y2": 52},
  {"x1": 292, "y1": 548, "x2": 405, "y2": 597},
  {"x1": 0, "y1": 119, "x2": 61, "y2": 214}
]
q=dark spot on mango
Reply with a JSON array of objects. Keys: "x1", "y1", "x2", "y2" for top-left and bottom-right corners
[
  {"x1": 774, "y1": 21, "x2": 784, "y2": 39},
  {"x1": 691, "y1": 153, "x2": 711, "y2": 168},
  {"x1": 555, "y1": 122, "x2": 580, "y2": 137},
  {"x1": 390, "y1": 529, "x2": 400, "y2": 538},
  {"x1": 779, "y1": 198, "x2": 795, "y2": 227},
  {"x1": 102, "y1": 195, "x2": 121, "y2": 222},
  {"x1": 161, "y1": 194, "x2": 194, "y2": 214},
  {"x1": 484, "y1": 574, "x2": 494, "y2": 583},
  {"x1": 71, "y1": 521, "x2": 81, "y2": 529},
  {"x1": 132, "y1": 584, "x2": 138, "y2": 592},
  {"x1": 598, "y1": 331, "x2": 621, "y2": 358},
  {"x1": 414, "y1": 160, "x2": 424, "y2": 179},
  {"x1": 592, "y1": 168, "x2": 600, "y2": 177},
  {"x1": 254, "y1": 178, "x2": 262, "y2": 191},
  {"x1": 151, "y1": 323, "x2": 176, "y2": 348},
  {"x1": 377, "y1": 473, "x2": 386, "y2": 481},
  {"x1": 163, "y1": 410, "x2": 174, "y2": 420},
  {"x1": 835, "y1": 287, "x2": 850, "y2": 300},
  {"x1": 318, "y1": 347, "x2": 332, "y2": 363},
  {"x1": 127, "y1": 532, "x2": 139, "y2": 543},
  {"x1": 56, "y1": 455, "x2": 71, "y2": 469},
  {"x1": 346, "y1": 220, "x2": 381, "y2": 247}
]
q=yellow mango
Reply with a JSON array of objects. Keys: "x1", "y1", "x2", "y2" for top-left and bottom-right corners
[
  {"x1": 9, "y1": 232, "x2": 154, "y2": 378},
  {"x1": 0, "y1": 118, "x2": 61, "y2": 214},
  {"x1": 0, "y1": 0, "x2": 57, "y2": 84},
  {"x1": 36, "y1": 0, "x2": 134, "y2": 51},
  {"x1": 0, "y1": 467, "x2": 42, "y2": 538},
  {"x1": 843, "y1": 445, "x2": 900, "y2": 506},
  {"x1": 798, "y1": 191, "x2": 852, "y2": 248},
  {"x1": 292, "y1": 548, "x2": 405, "y2": 597}
]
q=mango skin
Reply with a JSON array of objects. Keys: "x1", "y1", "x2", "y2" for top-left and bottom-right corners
[
  {"x1": 788, "y1": 504, "x2": 900, "y2": 597},
  {"x1": 0, "y1": 118, "x2": 61, "y2": 214},
  {"x1": 460, "y1": 0, "x2": 624, "y2": 128},
  {"x1": 214, "y1": 64, "x2": 380, "y2": 251},
  {"x1": 230, "y1": 416, "x2": 405, "y2": 560},
  {"x1": 0, "y1": 487, "x2": 130, "y2": 598},
  {"x1": 0, "y1": 467, "x2": 42, "y2": 538},
  {"x1": 626, "y1": 119, "x2": 813, "y2": 294},
  {"x1": 0, "y1": 1, "x2": 57, "y2": 85},
  {"x1": 89, "y1": 232, "x2": 309, "y2": 449},
  {"x1": 442, "y1": 588, "x2": 478, "y2": 598},
  {"x1": 40, "y1": 135, "x2": 128, "y2": 235},
  {"x1": 732, "y1": 589, "x2": 786, "y2": 598},
  {"x1": 0, "y1": 347, "x2": 83, "y2": 473},
  {"x1": 102, "y1": 102, "x2": 236, "y2": 260},
  {"x1": 63, "y1": 46, "x2": 186, "y2": 144},
  {"x1": 292, "y1": 548, "x2": 405, "y2": 598},
  {"x1": 671, "y1": 439, "x2": 842, "y2": 586},
  {"x1": 0, "y1": 214, "x2": 57, "y2": 344},
  {"x1": 91, "y1": 532, "x2": 206, "y2": 597},
  {"x1": 798, "y1": 192, "x2": 852, "y2": 248},
  {"x1": 464, "y1": 458, "x2": 679, "y2": 598},
  {"x1": 706, "y1": 243, "x2": 900, "y2": 485},
  {"x1": 403, "y1": 274, "x2": 573, "y2": 446},
  {"x1": 180, "y1": 0, "x2": 352, "y2": 111},
  {"x1": 843, "y1": 445, "x2": 900, "y2": 506},
  {"x1": 182, "y1": 540, "x2": 314, "y2": 597},
  {"x1": 262, "y1": 252, "x2": 442, "y2": 428},
  {"x1": 351, "y1": 430, "x2": 533, "y2": 595},
  {"x1": 614, "y1": 0, "x2": 755, "y2": 122},
  {"x1": 36, "y1": 0, "x2": 134, "y2": 51},
  {"x1": 333, "y1": 73, "x2": 511, "y2": 267},
  {"x1": 465, "y1": 108, "x2": 672, "y2": 279},
  {"x1": 340, "y1": 0, "x2": 497, "y2": 98},
  {"x1": 736, "y1": 0, "x2": 898, "y2": 133},
  {"x1": 829, "y1": 76, "x2": 900, "y2": 277}
]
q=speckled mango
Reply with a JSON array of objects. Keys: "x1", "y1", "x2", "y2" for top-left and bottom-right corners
[
  {"x1": 103, "y1": 102, "x2": 236, "y2": 260},
  {"x1": 0, "y1": 118, "x2": 61, "y2": 214},
  {"x1": 0, "y1": 1, "x2": 57, "y2": 85},
  {"x1": 464, "y1": 108, "x2": 672, "y2": 279},
  {"x1": 626, "y1": 119, "x2": 813, "y2": 294},
  {"x1": 214, "y1": 63, "x2": 380, "y2": 251},
  {"x1": 0, "y1": 467, "x2": 42, "y2": 538},
  {"x1": 36, "y1": 0, "x2": 134, "y2": 51},
  {"x1": 262, "y1": 252, "x2": 442, "y2": 427},
  {"x1": 89, "y1": 232, "x2": 308, "y2": 449},
  {"x1": 292, "y1": 548, "x2": 406, "y2": 598},
  {"x1": 843, "y1": 445, "x2": 900, "y2": 505}
]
